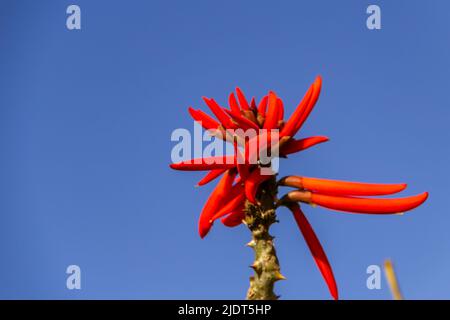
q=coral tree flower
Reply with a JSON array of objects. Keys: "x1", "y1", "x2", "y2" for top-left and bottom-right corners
[{"x1": 170, "y1": 76, "x2": 428, "y2": 299}]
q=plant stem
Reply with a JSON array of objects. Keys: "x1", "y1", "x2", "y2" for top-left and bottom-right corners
[{"x1": 245, "y1": 177, "x2": 284, "y2": 300}]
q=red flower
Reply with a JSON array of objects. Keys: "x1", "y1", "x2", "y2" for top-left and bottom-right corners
[{"x1": 170, "y1": 76, "x2": 428, "y2": 299}]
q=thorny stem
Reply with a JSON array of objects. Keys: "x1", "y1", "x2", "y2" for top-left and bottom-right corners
[{"x1": 245, "y1": 177, "x2": 285, "y2": 300}]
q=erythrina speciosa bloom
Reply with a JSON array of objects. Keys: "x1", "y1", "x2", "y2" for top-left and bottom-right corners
[{"x1": 170, "y1": 76, "x2": 428, "y2": 300}]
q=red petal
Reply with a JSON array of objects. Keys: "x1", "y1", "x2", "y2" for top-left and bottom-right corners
[
  {"x1": 292, "y1": 76, "x2": 322, "y2": 135},
  {"x1": 198, "y1": 170, "x2": 237, "y2": 238},
  {"x1": 228, "y1": 93, "x2": 241, "y2": 115},
  {"x1": 276, "y1": 98, "x2": 284, "y2": 122},
  {"x1": 170, "y1": 156, "x2": 236, "y2": 171},
  {"x1": 234, "y1": 139, "x2": 251, "y2": 180},
  {"x1": 196, "y1": 169, "x2": 227, "y2": 186},
  {"x1": 250, "y1": 97, "x2": 257, "y2": 109},
  {"x1": 236, "y1": 87, "x2": 250, "y2": 110},
  {"x1": 264, "y1": 92, "x2": 279, "y2": 129},
  {"x1": 224, "y1": 109, "x2": 259, "y2": 131},
  {"x1": 203, "y1": 97, "x2": 236, "y2": 129},
  {"x1": 281, "y1": 136, "x2": 329, "y2": 155},
  {"x1": 303, "y1": 178, "x2": 407, "y2": 196},
  {"x1": 279, "y1": 176, "x2": 407, "y2": 196},
  {"x1": 221, "y1": 205, "x2": 245, "y2": 227},
  {"x1": 280, "y1": 76, "x2": 322, "y2": 138},
  {"x1": 245, "y1": 168, "x2": 273, "y2": 204},
  {"x1": 257, "y1": 95, "x2": 268, "y2": 117},
  {"x1": 288, "y1": 203, "x2": 338, "y2": 300},
  {"x1": 210, "y1": 184, "x2": 246, "y2": 222},
  {"x1": 188, "y1": 107, "x2": 220, "y2": 130},
  {"x1": 310, "y1": 192, "x2": 429, "y2": 214}
]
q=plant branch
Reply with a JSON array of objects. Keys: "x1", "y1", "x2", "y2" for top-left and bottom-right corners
[{"x1": 245, "y1": 177, "x2": 285, "y2": 300}]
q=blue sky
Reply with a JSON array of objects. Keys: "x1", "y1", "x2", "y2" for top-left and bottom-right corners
[{"x1": 1, "y1": 0, "x2": 449, "y2": 299}]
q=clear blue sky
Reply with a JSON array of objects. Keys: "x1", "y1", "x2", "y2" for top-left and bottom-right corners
[{"x1": 1, "y1": 0, "x2": 449, "y2": 299}]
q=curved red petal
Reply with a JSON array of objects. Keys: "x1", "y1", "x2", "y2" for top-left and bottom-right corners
[
  {"x1": 170, "y1": 156, "x2": 236, "y2": 171},
  {"x1": 236, "y1": 87, "x2": 250, "y2": 110},
  {"x1": 245, "y1": 168, "x2": 272, "y2": 204},
  {"x1": 188, "y1": 107, "x2": 220, "y2": 130},
  {"x1": 288, "y1": 203, "x2": 338, "y2": 300},
  {"x1": 198, "y1": 170, "x2": 236, "y2": 238},
  {"x1": 257, "y1": 95, "x2": 268, "y2": 117},
  {"x1": 196, "y1": 169, "x2": 227, "y2": 186},
  {"x1": 311, "y1": 192, "x2": 429, "y2": 214},
  {"x1": 228, "y1": 93, "x2": 241, "y2": 115},
  {"x1": 203, "y1": 97, "x2": 236, "y2": 129},
  {"x1": 281, "y1": 136, "x2": 329, "y2": 155},
  {"x1": 210, "y1": 186, "x2": 246, "y2": 222},
  {"x1": 264, "y1": 92, "x2": 279, "y2": 129},
  {"x1": 221, "y1": 205, "x2": 245, "y2": 227}
]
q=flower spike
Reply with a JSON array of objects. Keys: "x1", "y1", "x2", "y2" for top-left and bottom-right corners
[{"x1": 170, "y1": 78, "x2": 429, "y2": 299}]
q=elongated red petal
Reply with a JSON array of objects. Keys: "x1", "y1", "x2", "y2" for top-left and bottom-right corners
[
  {"x1": 281, "y1": 136, "x2": 329, "y2": 155},
  {"x1": 280, "y1": 76, "x2": 322, "y2": 138},
  {"x1": 225, "y1": 109, "x2": 259, "y2": 131},
  {"x1": 203, "y1": 97, "x2": 236, "y2": 129},
  {"x1": 257, "y1": 95, "x2": 268, "y2": 117},
  {"x1": 264, "y1": 92, "x2": 279, "y2": 129},
  {"x1": 210, "y1": 186, "x2": 246, "y2": 222},
  {"x1": 245, "y1": 168, "x2": 273, "y2": 204},
  {"x1": 198, "y1": 170, "x2": 236, "y2": 238},
  {"x1": 236, "y1": 87, "x2": 250, "y2": 110},
  {"x1": 188, "y1": 107, "x2": 220, "y2": 130},
  {"x1": 221, "y1": 205, "x2": 245, "y2": 227},
  {"x1": 170, "y1": 156, "x2": 236, "y2": 171},
  {"x1": 287, "y1": 203, "x2": 338, "y2": 300},
  {"x1": 279, "y1": 176, "x2": 407, "y2": 196},
  {"x1": 250, "y1": 97, "x2": 257, "y2": 109},
  {"x1": 291, "y1": 76, "x2": 322, "y2": 134},
  {"x1": 311, "y1": 192, "x2": 429, "y2": 214},
  {"x1": 196, "y1": 169, "x2": 227, "y2": 186},
  {"x1": 229, "y1": 93, "x2": 241, "y2": 115},
  {"x1": 276, "y1": 98, "x2": 284, "y2": 122},
  {"x1": 280, "y1": 85, "x2": 313, "y2": 137},
  {"x1": 234, "y1": 139, "x2": 250, "y2": 180}
]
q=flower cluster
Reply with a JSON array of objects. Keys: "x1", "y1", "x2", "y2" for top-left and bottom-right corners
[{"x1": 170, "y1": 76, "x2": 428, "y2": 299}]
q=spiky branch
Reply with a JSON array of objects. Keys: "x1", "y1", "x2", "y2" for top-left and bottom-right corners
[{"x1": 245, "y1": 177, "x2": 285, "y2": 300}]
